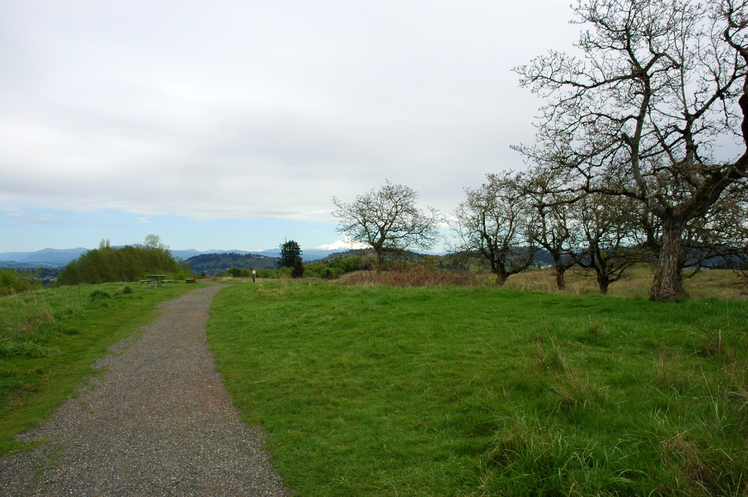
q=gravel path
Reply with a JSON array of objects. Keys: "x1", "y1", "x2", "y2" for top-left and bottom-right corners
[{"x1": 0, "y1": 284, "x2": 289, "y2": 496}]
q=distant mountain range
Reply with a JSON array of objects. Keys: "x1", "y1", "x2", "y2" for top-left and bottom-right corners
[
  {"x1": 0, "y1": 241, "x2": 366, "y2": 269},
  {"x1": 171, "y1": 248, "x2": 350, "y2": 263},
  {"x1": 0, "y1": 248, "x2": 89, "y2": 268}
]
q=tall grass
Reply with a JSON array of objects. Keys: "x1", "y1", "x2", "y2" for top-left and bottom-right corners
[
  {"x1": 207, "y1": 279, "x2": 748, "y2": 496},
  {"x1": 500, "y1": 265, "x2": 748, "y2": 301},
  {"x1": 343, "y1": 265, "x2": 481, "y2": 287}
]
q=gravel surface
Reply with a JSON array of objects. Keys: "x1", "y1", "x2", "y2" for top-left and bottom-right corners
[{"x1": 0, "y1": 284, "x2": 289, "y2": 496}]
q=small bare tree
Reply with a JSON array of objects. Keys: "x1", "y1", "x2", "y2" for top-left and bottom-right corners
[
  {"x1": 332, "y1": 181, "x2": 439, "y2": 268},
  {"x1": 143, "y1": 234, "x2": 167, "y2": 250},
  {"x1": 449, "y1": 171, "x2": 537, "y2": 286},
  {"x1": 524, "y1": 166, "x2": 583, "y2": 290},
  {"x1": 574, "y1": 193, "x2": 645, "y2": 294}
]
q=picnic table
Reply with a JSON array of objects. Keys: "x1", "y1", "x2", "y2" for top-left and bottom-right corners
[{"x1": 144, "y1": 275, "x2": 171, "y2": 288}]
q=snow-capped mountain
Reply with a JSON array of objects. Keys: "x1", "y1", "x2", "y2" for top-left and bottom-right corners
[{"x1": 313, "y1": 237, "x2": 370, "y2": 251}]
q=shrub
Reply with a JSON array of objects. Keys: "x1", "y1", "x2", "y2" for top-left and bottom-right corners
[
  {"x1": 59, "y1": 244, "x2": 184, "y2": 285},
  {"x1": 292, "y1": 256, "x2": 305, "y2": 278},
  {"x1": 0, "y1": 269, "x2": 35, "y2": 296},
  {"x1": 228, "y1": 266, "x2": 244, "y2": 277},
  {"x1": 88, "y1": 290, "x2": 112, "y2": 302}
]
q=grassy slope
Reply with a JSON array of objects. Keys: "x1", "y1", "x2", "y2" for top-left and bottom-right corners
[
  {"x1": 207, "y1": 279, "x2": 748, "y2": 496},
  {"x1": 0, "y1": 282, "x2": 202, "y2": 454}
]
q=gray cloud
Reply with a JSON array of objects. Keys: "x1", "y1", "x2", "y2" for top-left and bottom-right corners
[{"x1": 0, "y1": 0, "x2": 580, "y2": 222}]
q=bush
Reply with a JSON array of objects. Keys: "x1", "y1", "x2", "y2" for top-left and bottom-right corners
[
  {"x1": 59, "y1": 245, "x2": 185, "y2": 285},
  {"x1": 88, "y1": 290, "x2": 112, "y2": 302},
  {"x1": 302, "y1": 256, "x2": 369, "y2": 280},
  {"x1": 292, "y1": 257, "x2": 305, "y2": 278},
  {"x1": 0, "y1": 269, "x2": 35, "y2": 296}
]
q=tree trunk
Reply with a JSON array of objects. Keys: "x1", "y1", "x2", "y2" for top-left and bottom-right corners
[
  {"x1": 494, "y1": 269, "x2": 508, "y2": 286},
  {"x1": 650, "y1": 217, "x2": 686, "y2": 302},
  {"x1": 592, "y1": 261, "x2": 610, "y2": 294},
  {"x1": 553, "y1": 258, "x2": 566, "y2": 291},
  {"x1": 375, "y1": 247, "x2": 385, "y2": 272},
  {"x1": 597, "y1": 274, "x2": 609, "y2": 294}
]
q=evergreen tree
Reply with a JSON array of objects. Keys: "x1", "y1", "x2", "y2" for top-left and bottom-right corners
[{"x1": 278, "y1": 240, "x2": 302, "y2": 268}]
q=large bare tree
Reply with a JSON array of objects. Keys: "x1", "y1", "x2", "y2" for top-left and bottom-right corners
[
  {"x1": 515, "y1": 0, "x2": 748, "y2": 301},
  {"x1": 332, "y1": 181, "x2": 439, "y2": 268},
  {"x1": 449, "y1": 171, "x2": 537, "y2": 286}
]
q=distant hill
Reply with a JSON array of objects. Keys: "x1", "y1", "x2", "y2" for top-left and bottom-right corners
[
  {"x1": 185, "y1": 252, "x2": 278, "y2": 274},
  {"x1": 170, "y1": 249, "x2": 257, "y2": 261},
  {"x1": 0, "y1": 248, "x2": 88, "y2": 267},
  {"x1": 173, "y1": 248, "x2": 337, "y2": 262},
  {"x1": 251, "y1": 248, "x2": 347, "y2": 261},
  {"x1": 0, "y1": 246, "x2": 343, "y2": 269}
]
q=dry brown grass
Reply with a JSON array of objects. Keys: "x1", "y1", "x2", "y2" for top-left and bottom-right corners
[
  {"x1": 501, "y1": 265, "x2": 748, "y2": 301},
  {"x1": 339, "y1": 265, "x2": 748, "y2": 301},
  {"x1": 341, "y1": 265, "x2": 481, "y2": 287}
]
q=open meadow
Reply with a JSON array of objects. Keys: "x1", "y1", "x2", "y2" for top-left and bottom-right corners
[
  {"x1": 1, "y1": 268, "x2": 747, "y2": 495},
  {"x1": 207, "y1": 269, "x2": 748, "y2": 496}
]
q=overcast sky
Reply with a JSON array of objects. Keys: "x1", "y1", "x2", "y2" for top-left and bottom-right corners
[{"x1": 1, "y1": 0, "x2": 582, "y2": 253}]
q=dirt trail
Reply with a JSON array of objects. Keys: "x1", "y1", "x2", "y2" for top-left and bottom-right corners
[{"x1": 0, "y1": 284, "x2": 288, "y2": 496}]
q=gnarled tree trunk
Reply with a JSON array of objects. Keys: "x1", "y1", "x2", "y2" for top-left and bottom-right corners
[
  {"x1": 552, "y1": 253, "x2": 567, "y2": 291},
  {"x1": 650, "y1": 217, "x2": 687, "y2": 302},
  {"x1": 596, "y1": 272, "x2": 610, "y2": 295}
]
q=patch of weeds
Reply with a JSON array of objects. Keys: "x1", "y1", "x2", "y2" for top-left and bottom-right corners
[
  {"x1": 534, "y1": 336, "x2": 566, "y2": 373},
  {"x1": 724, "y1": 360, "x2": 748, "y2": 401},
  {"x1": 482, "y1": 407, "x2": 636, "y2": 495},
  {"x1": 575, "y1": 317, "x2": 612, "y2": 347},
  {"x1": 88, "y1": 290, "x2": 112, "y2": 302},
  {"x1": 0, "y1": 340, "x2": 60, "y2": 358},
  {"x1": 696, "y1": 324, "x2": 725, "y2": 357},
  {"x1": 58, "y1": 325, "x2": 80, "y2": 336},
  {"x1": 15, "y1": 305, "x2": 56, "y2": 338},
  {"x1": 52, "y1": 305, "x2": 83, "y2": 321},
  {"x1": 660, "y1": 431, "x2": 748, "y2": 496},
  {"x1": 551, "y1": 365, "x2": 607, "y2": 410},
  {"x1": 654, "y1": 349, "x2": 697, "y2": 395}
]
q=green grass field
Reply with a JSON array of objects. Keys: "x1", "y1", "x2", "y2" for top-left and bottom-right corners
[
  {"x1": 2, "y1": 269, "x2": 747, "y2": 495},
  {"x1": 0, "y1": 282, "x2": 202, "y2": 454},
  {"x1": 206, "y1": 278, "x2": 748, "y2": 496}
]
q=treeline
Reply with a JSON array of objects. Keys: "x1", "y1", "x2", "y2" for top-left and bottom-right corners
[
  {"x1": 445, "y1": 169, "x2": 748, "y2": 295},
  {"x1": 186, "y1": 252, "x2": 277, "y2": 275},
  {"x1": 59, "y1": 243, "x2": 188, "y2": 285},
  {"x1": 225, "y1": 253, "x2": 376, "y2": 280},
  {"x1": 333, "y1": 173, "x2": 748, "y2": 296}
]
